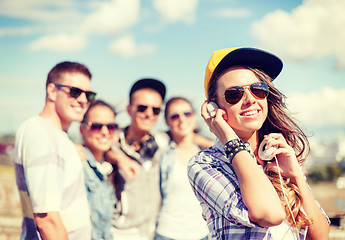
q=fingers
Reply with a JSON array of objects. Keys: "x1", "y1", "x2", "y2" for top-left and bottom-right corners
[
  {"x1": 121, "y1": 160, "x2": 140, "y2": 180},
  {"x1": 201, "y1": 101, "x2": 212, "y2": 121},
  {"x1": 201, "y1": 100, "x2": 221, "y2": 130},
  {"x1": 263, "y1": 133, "x2": 288, "y2": 150},
  {"x1": 263, "y1": 133, "x2": 298, "y2": 166},
  {"x1": 200, "y1": 100, "x2": 238, "y2": 144},
  {"x1": 124, "y1": 168, "x2": 137, "y2": 181},
  {"x1": 201, "y1": 100, "x2": 222, "y2": 122},
  {"x1": 201, "y1": 101, "x2": 216, "y2": 131},
  {"x1": 128, "y1": 161, "x2": 140, "y2": 180}
]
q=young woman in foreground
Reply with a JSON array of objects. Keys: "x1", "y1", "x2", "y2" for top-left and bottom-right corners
[{"x1": 187, "y1": 47, "x2": 329, "y2": 239}]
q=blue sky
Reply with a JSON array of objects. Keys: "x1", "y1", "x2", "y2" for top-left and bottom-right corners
[{"x1": 1, "y1": 0, "x2": 345, "y2": 142}]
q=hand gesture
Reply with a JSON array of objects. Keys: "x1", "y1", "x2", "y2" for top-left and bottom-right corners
[
  {"x1": 106, "y1": 150, "x2": 140, "y2": 180},
  {"x1": 263, "y1": 133, "x2": 302, "y2": 180},
  {"x1": 201, "y1": 101, "x2": 238, "y2": 144}
]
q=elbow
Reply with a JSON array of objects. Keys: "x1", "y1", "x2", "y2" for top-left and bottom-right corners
[
  {"x1": 306, "y1": 219, "x2": 330, "y2": 240},
  {"x1": 249, "y1": 207, "x2": 286, "y2": 227}
]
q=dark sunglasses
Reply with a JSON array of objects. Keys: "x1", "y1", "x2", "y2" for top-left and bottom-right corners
[
  {"x1": 223, "y1": 82, "x2": 269, "y2": 105},
  {"x1": 54, "y1": 84, "x2": 96, "y2": 102},
  {"x1": 83, "y1": 122, "x2": 117, "y2": 133},
  {"x1": 136, "y1": 105, "x2": 161, "y2": 115},
  {"x1": 169, "y1": 111, "x2": 193, "y2": 121}
]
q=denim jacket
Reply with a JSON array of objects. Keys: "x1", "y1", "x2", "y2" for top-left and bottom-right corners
[
  {"x1": 159, "y1": 141, "x2": 177, "y2": 200},
  {"x1": 82, "y1": 146, "x2": 116, "y2": 240},
  {"x1": 160, "y1": 141, "x2": 204, "y2": 206}
]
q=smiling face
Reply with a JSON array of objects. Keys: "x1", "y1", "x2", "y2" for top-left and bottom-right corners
[
  {"x1": 127, "y1": 88, "x2": 163, "y2": 134},
  {"x1": 216, "y1": 66, "x2": 268, "y2": 139},
  {"x1": 166, "y1": 99, "x2": 195, "y2": 139},
  {"x1": 54, "y1": 72, "x2": 92, "y2": 127},
  {"x1": 80, "y1": 105, "x2": 116, "y2": 156}
]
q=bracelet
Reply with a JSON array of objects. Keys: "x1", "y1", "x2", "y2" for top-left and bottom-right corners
[{"x1": 224, "y1": 139, "x2": 248, "y2": 164}]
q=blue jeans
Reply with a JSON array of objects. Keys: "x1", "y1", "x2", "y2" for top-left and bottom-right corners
[{"x1": 153, "y1": 232, "x2": 209, "y2": 240}]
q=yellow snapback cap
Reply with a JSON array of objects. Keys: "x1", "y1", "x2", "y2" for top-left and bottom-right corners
[{"x1": 204, "y1": 47, "x2": 283, "y2": 97}]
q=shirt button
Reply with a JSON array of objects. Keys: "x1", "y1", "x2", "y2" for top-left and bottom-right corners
[{"x1": 225, "y1": 203, "x2": 229, "y2": 208}]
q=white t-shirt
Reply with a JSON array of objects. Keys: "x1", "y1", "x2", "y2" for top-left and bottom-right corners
[
  {"x1": 14, "y1": 116, "x2": 91, "y2": 239},
  {"x1": 270, "y1": 220, "x2": 301, "y2": 240},
  {"x1": 156, "y1": 160, "x2": 209, "y2": 239}
]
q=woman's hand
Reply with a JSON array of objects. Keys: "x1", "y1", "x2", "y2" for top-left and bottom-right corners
[
  {"x1": 201, "y1": 101, "x2": 238, "y2": 144},
  {"x1": 263, "y1": 133, "x2": 302, "y2": 180}
]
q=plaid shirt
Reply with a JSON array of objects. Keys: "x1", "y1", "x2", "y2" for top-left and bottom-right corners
[{"x1": 187, "y1": 139, "x2": 307, "y2": 239}]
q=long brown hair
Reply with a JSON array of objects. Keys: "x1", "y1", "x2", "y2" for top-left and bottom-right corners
[{"x1": 207, "y1": 66, "x2": 312, "y2": 229}]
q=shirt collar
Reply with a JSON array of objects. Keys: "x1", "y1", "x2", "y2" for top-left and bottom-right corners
[{"x1": 83, "y1": 146, "x2": 113, "y2": 178}]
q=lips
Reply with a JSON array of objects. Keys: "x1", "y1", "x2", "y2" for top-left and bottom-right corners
[
  {"x1": 98, "y1": 138, "x2": 112, "y2": 144},
  {"x1": 72, "y1": 104, "x2": 86, "y2": 112},
  {"x1": 240, "y1": 109, "x2": 260, "y2": 117}
]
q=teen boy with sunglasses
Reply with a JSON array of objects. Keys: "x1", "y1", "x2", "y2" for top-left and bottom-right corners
[
  {"x1": 14, "y1": 61, "x2": 95, "y2": 240},
  {"x1": 107, "y1": 78, "x2": 170, "y2": 240}
]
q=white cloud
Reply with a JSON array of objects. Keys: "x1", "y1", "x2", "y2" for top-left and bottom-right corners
[
  {"x1": 108, "y1": 35, "x2": 156, "y2": 58},
  {"x1": 82, "y1": 0, "x2": 140, "y2": 35},
  {"x1": 0, "y1": 26, "x2": 38, "y2": 37},
  {"x1": 0, "y1": 0, "x2": 142, "y2": 52},
  {"x1": 0, "y1": 0, "x2": 87, "y2": 38},
  {"x1": 0, "y1": 0, "x2": 83, "y2": 22},
  {"x1": 212, "y1": 8, "x2": 251, "y2": 18},
  {"x1": 153, "y1": 0, "x2": 198, "y2": 24},
  {"x1": 251, "y1": 0, "x2": 345, "y2": 69},
  {"x1": 0, "y1": 0, "x2": 140, "y2": 37},
  {"x1": 286, "y1": 87, "x2": 345, "y2": 127},
  {"x1": 28, "y1": 33, "x2": 87, "y2": 52}
]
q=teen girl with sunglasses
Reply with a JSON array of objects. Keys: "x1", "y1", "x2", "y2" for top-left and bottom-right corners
[
  {"x1": 154, "y1": 97, "x2": 210, "y2": 240},
  {"x1": 187, "y1": 47, "x2": 329, "y2": 239},
  {"x1": 80, "y1": 100, "x2": 117, "y2": 240}
]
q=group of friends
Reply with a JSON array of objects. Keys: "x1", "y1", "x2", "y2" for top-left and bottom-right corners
[{"x1": 14, "y1": 47, "x2": 330, "y2": 240}]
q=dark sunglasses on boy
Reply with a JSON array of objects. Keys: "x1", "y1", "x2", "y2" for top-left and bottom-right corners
[
  {"x1": 136, "y1": 105, "x2": 161, "y2": 115},
  {"x1": 169, "y1": 111, "x2": 193, "y2": 121},
  {"x1": 82, "y1": 122, "x2": 118, "y2": 133},
  {"x1": 223, "y1": 82, "x2": 269, "y2": 105},
  {"x1": 54, "y1": 83, "x2": 97, "y2": 102}
]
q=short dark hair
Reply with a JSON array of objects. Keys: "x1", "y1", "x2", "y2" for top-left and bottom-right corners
[
  {"x1": 129, "y1": 78, "x2": 166, "y2": 104},
  {"x1": 46, "y1": 61, "x2": 92, "y2": 88}
]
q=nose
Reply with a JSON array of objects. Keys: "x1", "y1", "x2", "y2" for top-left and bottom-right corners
[
  {"x1": 77, "y1": 92, "x2": 89, "y2": 104},
  {"x1": 100, "y1": 125, "x2": 110, "y2": 134},
  {"x1": 242, "y1": 87, "x2": 256, "y2": 104},
  {"x1": 179, "y1": 113, "x2": 188, "y2": 121},
  {"x1": 144, "y1": 106, "x2": 156, "y2": 117},
  {"x1": 101, "y1": 125, "x2": 107, "y2": 132},
  {"x1": 148, "y1": 107, "x2": 155, "y2": 116}
]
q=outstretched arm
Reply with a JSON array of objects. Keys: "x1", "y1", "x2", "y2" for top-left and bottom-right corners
[
  {"x1": 34, "y1": 212, "x2": 68, "y2": 240},
  {"x1": 105, "y1": 150, "x2": 140, "y2": 180},
  {"x1": 194, "y1": 133, "x2": 214, "y2": 149}
]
